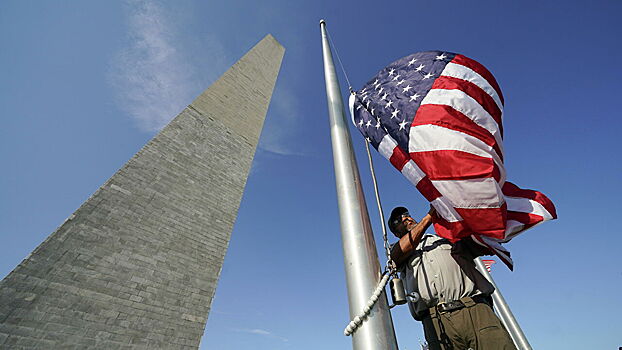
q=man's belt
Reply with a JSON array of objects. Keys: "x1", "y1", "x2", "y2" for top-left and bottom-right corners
[{"x1": 436, "y1": 294, "x2": 490, "y2": 313}]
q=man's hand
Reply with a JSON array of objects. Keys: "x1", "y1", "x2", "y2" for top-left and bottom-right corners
[{"x1": 428, "y1": 205, "x2": 437, "y2": 217}]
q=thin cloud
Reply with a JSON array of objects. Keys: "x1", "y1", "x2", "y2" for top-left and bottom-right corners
[
  {"x1": 233, "y1": 328, "x2": 288, "y2": 342},
  {"x1": 108, "y1": 0, "x2": 197, "y2": 132},
  {"x1": 259, "y1": 84, "x2": 308, "y2": 157},
  {"x1": 109, "y1": 0, "x2": 304, "y2": 159}
]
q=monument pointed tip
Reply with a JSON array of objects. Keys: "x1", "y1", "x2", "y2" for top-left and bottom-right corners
[{"x1": 261, "y1": 34, "x2": 284, "y2": 50}]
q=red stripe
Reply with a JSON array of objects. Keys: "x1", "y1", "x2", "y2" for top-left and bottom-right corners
[
  {"x1": 389, "y1": 145, "x2": 409, "y2": 171},
  {"x1": 415, "y1": 177, "x2": 442, "y2": 202},
  {"x1": 410, "y1": 150, "x2": 500, "y2": 182},
  {"x1": 431, "y1": 76, "x2": 503, "y2": 136},
  {"x1": 432, "y1": 218, "x2": 472, "y2": 243},
  {"x1": 507, "y1": 211, "x2": 547, "y2": 225},
  {"x1": 502, "y1": 182, "x2": 557, "y2": 219},
  {"x1": 454, "y1": 203, "x2": 507, "y2": 240},
  {"x1": 413, "y1": 104, "x2": 504, "y2": 161},
  {"x1": 451, "y1": 55, "x2": 504, "y2": 106}
]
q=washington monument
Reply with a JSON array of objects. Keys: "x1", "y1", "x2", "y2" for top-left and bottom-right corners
[{"x1": 0, "y1": 35, "x2": 285, "y2": 349}]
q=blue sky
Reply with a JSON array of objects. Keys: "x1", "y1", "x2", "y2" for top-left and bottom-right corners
[{"x1": 1, "y1": 1, "x2": 621, "y2": 349}]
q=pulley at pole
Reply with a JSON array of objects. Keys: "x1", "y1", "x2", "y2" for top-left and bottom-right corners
[{"x1": 319, "y1": 20, "x2": 398, "y2": 350}]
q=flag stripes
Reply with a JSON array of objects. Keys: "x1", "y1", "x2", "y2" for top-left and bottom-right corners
[
  {"x1": 432, "y1": 75, "x2": 503, "y2": 130},
  {"x1": 420, "y1": 87, "x2": 503, "y2": 146},
  {"x1": 451, "y1": 54, "x2": 505, "y2": 105}
]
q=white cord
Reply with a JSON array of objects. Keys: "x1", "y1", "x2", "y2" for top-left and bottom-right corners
[
  {"x1": 343, "y1": 273, "x2": 391, "y2": 336},
  {"x1": 343, "y1": 128, "x2": 398, "y2": 338}
]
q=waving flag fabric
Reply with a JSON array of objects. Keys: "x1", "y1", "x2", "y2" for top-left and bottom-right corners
[{"x1": 349, "y1": 51, "x2": 556, "y2": 269}]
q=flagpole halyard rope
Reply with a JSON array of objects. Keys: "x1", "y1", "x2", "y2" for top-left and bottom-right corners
[
  {"x1": 325, "y1": 27, "x2": 353, "y2": 92},
  {"x1": 344, "y1": 272, "x2": 391, "y2": 336},
  {"x1": 326, "y1": 26, "x2": 395, "y2": 272},
  {"x1": 364, "y1": 140, "x2": 394, "y2": 269},
  {"x1": 343, "y1": 136, "x2": 399, "y2": 339},
  {"x1": 342, "y1": 141, "x2": 396, "y2": 337}
]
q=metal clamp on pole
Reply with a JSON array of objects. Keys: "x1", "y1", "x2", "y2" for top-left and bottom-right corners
[{"x1": 389, "y1": 277, "x2": 407, "y2": 307}]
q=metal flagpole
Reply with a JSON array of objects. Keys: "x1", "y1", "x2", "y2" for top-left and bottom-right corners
[
  {"x1": 320, "y1": 20, "x2": 398, "y2": 350},
  {"x1": 474, "y1": 258, "x2": 533, "y2": 350}
]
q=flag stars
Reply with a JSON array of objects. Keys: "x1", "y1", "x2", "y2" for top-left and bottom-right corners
[
  {"x1": 396, "y1": 79, "x2": 406, "y2": 86},
  {"x1": 375, "y1": 120, "x2": 381, "y2": 129},
  {"x1": 371, "y1": 108, "x2": 375, "y2": 115},
  {"x1": 362, "y1": 94, "x2": 369, "y2": 101},
  {"x1": 423, "y1": 72, "x2": 434, "y2": 80},
  {"x1": 377, "y1": 87, "x2": 384, "y2": 96},
  {"x1": 408, "y1": 57, "x2": 418, "y2": 66},
  {"x1": 415, "y1": 64, "x2": 425, "y2": 72},
  {"x1": 388, "y1": 68, "x2": 395, "y2": 76},
  {"x1": 358, "y1": 119, "x2": 364, "y2": 127},
  {"x1": 356, "y1": 104, "x2": 363, "y2": 110},
  {"x1": 392, "y1": 74, "x2": 401, "y2": 81},
  {"x1": 391, "y1": 109, "x2": 400, "y2": 119},
  {"x1": 435, "y1": 53, "x2": 447, "y2": 61},
  {"x1": 365, "y1": 120, "x2": 372, "y2": 128},
  {"x1": 366, "y1": 101, "x2": 371, "y2": 108},
  {"x1": 410, "y1": 93, "x2": 421, "y2": 101},
  {"x1": 402, "y1": 85, "x2": 413, "y2": 93},
  {"x1": 399, "y1": 119, "x2": 409, "y2": 130},
  {"x1": 385, "y1": 100, "x2": 393, "y2": 108},
  {"x1": 381, "y1": 93, "x2": 388, "y2": 100}
]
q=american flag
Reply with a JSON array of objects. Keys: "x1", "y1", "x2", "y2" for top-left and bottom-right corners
[
  {"x1": 482, "y1": 259, "x2": 496, "y2": 273},
  {"x1": 349, "y1": 51, "x2": 557, "y2": 269}
]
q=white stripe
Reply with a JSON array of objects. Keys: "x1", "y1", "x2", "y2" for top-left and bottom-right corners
[
  {"x1": 348, "y1": 94, "x2": 356, "y2": 126},
  {"x1": 401, "y1": 160, "x2": 425, "y2": 186},
  {"x1": 408, "y1": 124, "x2": 506, "y2": 184},
  {"x1": 421, "y1": 89, "x2": 503, "y2": 153},
  {"x1": 441, "y1": 62, "x2": 503, "y2": 112},
  {"x1": 470, "y1": 235, "x2": 488, "y2": 247},
  {"x1": 505, "y1": 196, "x2": 554, "y2": 221},
  {"x1": 431, "y1": 197, "x2": 463, "y2": 222},
  {"x1": 409, "y1": 124, "x2": 490, "y2": 157},
  {"x1": 504, "y1": 219, "x2": 525, "y2": 240},
  {"x1": 378, "y1": 135, "x2": 398, "y2": 160},
  {"x1": 431, "y1": 178, "x2": 505, "y2": 208}
]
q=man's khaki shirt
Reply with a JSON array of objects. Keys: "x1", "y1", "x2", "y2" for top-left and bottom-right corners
[{"x1": 401, "y1": 234, "x2": 494, "y2": 319}]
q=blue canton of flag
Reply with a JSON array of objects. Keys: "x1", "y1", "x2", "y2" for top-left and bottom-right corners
[{"x1": 351, "y1": 51, "x2": 457, "y2": 153}]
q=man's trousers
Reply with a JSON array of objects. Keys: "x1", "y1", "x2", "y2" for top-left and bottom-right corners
[{"x1": 421, "y1": 297, "x2": 517, "y2": 350}]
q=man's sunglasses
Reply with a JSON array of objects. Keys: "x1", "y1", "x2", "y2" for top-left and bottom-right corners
[{"x1": 391, "y1": 211, "x2": 410, "y2": 226}]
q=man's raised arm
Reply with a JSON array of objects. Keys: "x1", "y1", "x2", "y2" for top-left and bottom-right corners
[{"x1": 390, "y1": 209, "x2": 435, "y2": 268}]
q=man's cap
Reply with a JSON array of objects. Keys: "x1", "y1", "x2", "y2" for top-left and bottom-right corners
[{"x1": 388, "y1": 206, "x2": 409, "y2": 234}]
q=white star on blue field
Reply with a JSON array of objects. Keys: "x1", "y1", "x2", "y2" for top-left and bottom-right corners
[{"x1": 1, "y1": 1, "x2": 621, "y2": 349}]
